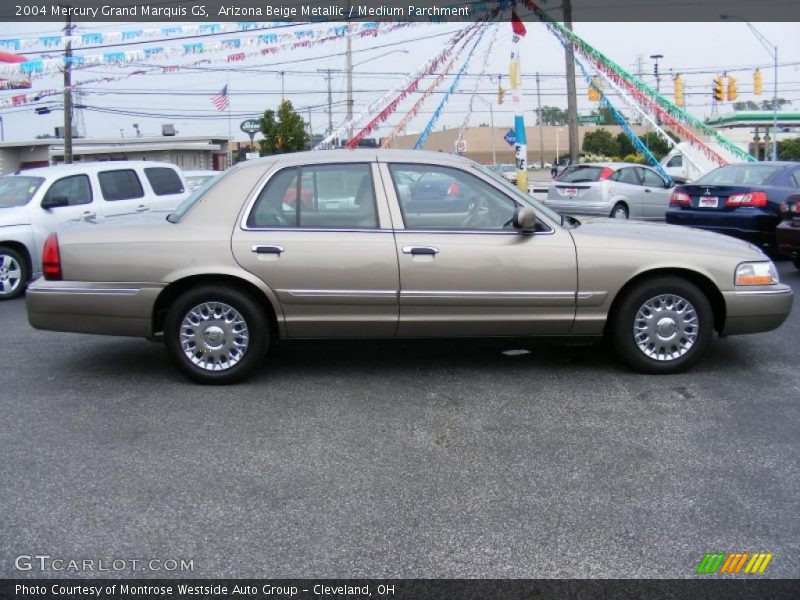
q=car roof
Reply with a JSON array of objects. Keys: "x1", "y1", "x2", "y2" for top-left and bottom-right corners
[
  {"x1": 233, "y1": 149, "x2": 477, "y2": 170},
  {"x1": 13, "y1": 160, "x2": 181, "y2": 177},
  {"x1": 568, "y1": 162, "x2": 646, "y2": 169}
]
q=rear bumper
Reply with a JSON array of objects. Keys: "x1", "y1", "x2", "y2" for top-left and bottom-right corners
[
  {"x1": 776, "y1": 222, "x2": 800, "y2": 254},
  {"x1": 26, "y1": 279, "x2": 164, "y2": 337},
  {"x1": 721, "y1": 285, "x2": 793, "y2": 335},
  {"x1": 665, "y1": 208, "x2": 780, "y2": 246}
]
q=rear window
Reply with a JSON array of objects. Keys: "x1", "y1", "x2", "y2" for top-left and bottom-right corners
[
  {"x1": 696, "y1": 164, "x2": 783, "y2": 186},
  {"x1": 144, "y1": 167, "x2": 184, "y2": 196},
  {"x1": 557, "y1": 166, "x2": 607, "y2": 183},
  {"x1": 98, "y1": 169, "x2": 144, "y2": 201},
  {"x1": 0, "y1": 176, "x2": 45, "y2": 208}
]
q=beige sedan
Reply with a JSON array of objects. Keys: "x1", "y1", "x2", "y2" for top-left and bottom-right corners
[{"x1": 27, "y1": 150, "x2": 793, "y2": 384}]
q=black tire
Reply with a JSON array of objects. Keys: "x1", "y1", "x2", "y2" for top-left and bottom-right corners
[
  {"x1": 793, "y1": 256, "x2": 800, "y2": 270},
  {"x1": 0, "y1": 246, "x2": 28, "y2": 301},
  {"x1": 164, "y1": 285, "x2": 269, "y2": 384},
  {"x1": 610, "y1": 203, "x2": 629, "y2": 219},
  {"x1": 610, "y1": 276, "x2": 713, "y2": 374}
]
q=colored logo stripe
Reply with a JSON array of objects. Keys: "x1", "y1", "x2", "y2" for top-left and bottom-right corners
[{"x1": 697, "y1": 552, "x2": 773, "y2": 574}]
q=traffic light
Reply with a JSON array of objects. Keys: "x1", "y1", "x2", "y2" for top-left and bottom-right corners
[
  {"x1": 674, "y1": 74, "x2": 684, "y2": 107},
  {"x1": 713, "y1": 76, "x2": 725, "y2": 102},
  {"x1": 497, "y1": 85, "x2": 506, "y2": 105},
  {"x1": 727, "y1": 75, "x2": 738, "y2": 102},
  {"x1": 587, "y1": 75, "x2": 602, "y2": 101},
  {"x1": 753, "y1": 69, "x2": 763, "y2": 95}
]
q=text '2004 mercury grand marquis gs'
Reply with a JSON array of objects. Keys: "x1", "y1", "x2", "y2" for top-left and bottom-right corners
[{"x1": 26, "y1": 151, "x2": 793, "y2": 384}]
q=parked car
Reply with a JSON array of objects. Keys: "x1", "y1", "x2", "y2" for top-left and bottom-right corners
[
  {"x1": 776, "y1": 194, "x2": 800, "y2": 269},
  {"x1": 665, "y1": 162, "x2": 800, "y2": 249},
  {"x1": 546, "y1": 162, "x2": 674, "y2": 220},
  {"x1": 497, "y1": 163, "x2": 518, "y2": 184},
  {"x1": 26, "y1": 150, "x2": 792, "y2": 384},
  {"x1": 0, "y1": 161, "x2": 190, "y2": 299},
  {"x1": 183, "y1": 170, "x2": 220, "y2": 191},
  {"x1": 394, "y1": 170, "x2": 465, "y2": 213}
]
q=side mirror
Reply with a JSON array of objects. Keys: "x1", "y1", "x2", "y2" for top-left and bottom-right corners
[
  {"x1": 41, "y1": 195, "x2": 69, "y2": 209},
  {"x1": 512, "y1": 206, "x2": 537, "y2": 233}
]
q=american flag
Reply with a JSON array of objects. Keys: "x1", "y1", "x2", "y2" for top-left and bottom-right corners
[{"x1": 211, "y1": 84, "x2": 229, "y2": 111}]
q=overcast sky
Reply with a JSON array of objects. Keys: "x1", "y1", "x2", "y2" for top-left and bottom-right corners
[{"x1": 0, "y1": 20, "x2": 798, "y2": 143}]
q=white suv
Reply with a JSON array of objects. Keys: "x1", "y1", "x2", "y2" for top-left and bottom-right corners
[{"x1": 0, "y1": 161, "x2": 190, "y2": 299}]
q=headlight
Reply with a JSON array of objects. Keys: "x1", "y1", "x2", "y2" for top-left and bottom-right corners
[{"x1": 735, "y1": 261, "x2": 779, "y2": 286}]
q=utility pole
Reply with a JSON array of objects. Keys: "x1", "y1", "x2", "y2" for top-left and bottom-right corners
[
  {"x1": 63, "y1": 8, "x2": 75, "y2": 163},
  {"x1": 279, "y1": 71, "x2": 285, "y2": 102},
  {"x1": 345, "y1": 1, "x2": 353, "y2": 139},
  {"x1": 562, "y1": 0, "x2": 579, "y2": 163},
  {"x1": 536, "y1": 72, "x2": 545, "y2": 167},
  {"x1": 317, "y1": 69, "x2": 335, "y2": 141}
]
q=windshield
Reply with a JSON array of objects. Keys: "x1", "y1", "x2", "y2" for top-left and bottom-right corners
[
  {"x1": 167, "y1": 171, "x2": 227, "y2": 223},
  {"x1": 695, "y1": 164, "x2": 783, "y2": 186},
  {"x1": 557, "y1": 165, "x2": 607, "y2": 183},
  {"x1": 0, "y1": 176, "x2": 45, "y2": 208},
  {"x1": 500, "y1": 164, "x2": 516, "y2": 173},
  {"x1": 474, "y1": 164, "x2": 563, "y2": 226}
]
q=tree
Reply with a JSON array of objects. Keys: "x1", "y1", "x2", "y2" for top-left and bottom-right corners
[
  {"x1": 259, "y1": 100, "x2": 309, "y2": 155},
  {"x1": 778, "y1": 137, "x2": 800, "y2": 161},
  {"x1": 639, "y1": 131, "x2": 674, "y2": 160},
  {"x1": 760, "y1": 98, "x2": 791, "y2": 111},
  {"x1": 615, "y1": 132, "x2": 636, "y2": 157},
  {"x1": 540, "y1": 106, "x2": 567, "y2": 126},
  {"x1": 733, "y1": 100, "x2": 760, "y2": 111},
  {"x1": 582, "y1": 128, "x2": 617, "y2": 157}
]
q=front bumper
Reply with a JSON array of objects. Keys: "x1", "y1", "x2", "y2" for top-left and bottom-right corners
[
  {"x1": 26, "y1": 279, "x2": 164, "y2": 337},
  {"x1": 721, "y1": 285, "x2": 793, "y2": 335},
  {"x1": 545, "y1": 200, "x2": 611, "y2": 217}
]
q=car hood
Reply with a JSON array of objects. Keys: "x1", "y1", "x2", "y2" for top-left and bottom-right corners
[
  {"x1": 0, "y1": 205, "x2": 31, "y2": 227},
  {"x1": 569, "y1": 217, "x2": 766, "y2": 260}
]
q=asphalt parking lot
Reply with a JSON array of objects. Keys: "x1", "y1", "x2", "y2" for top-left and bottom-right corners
[{"x1": 2, "y1": 262, "x2": 799, "y2": 579}]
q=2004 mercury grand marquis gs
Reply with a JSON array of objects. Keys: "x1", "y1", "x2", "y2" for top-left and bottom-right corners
[{"x1": 26, "y1": 151, "x2": 793, "y2": 384}]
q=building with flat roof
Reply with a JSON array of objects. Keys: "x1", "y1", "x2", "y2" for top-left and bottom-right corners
[{"x1": 0, "y1": 135, "x2": 230, "y2": 175}]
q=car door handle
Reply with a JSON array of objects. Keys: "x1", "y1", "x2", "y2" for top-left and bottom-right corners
[
  {"x1": 644, "y1": 188, "x2": 651, "y2": 193},
  {"x1": 402, "y1": 246, "x2": 439, "y2": 256},
  {"x1": 136, "y1": 204, "x2": 150, "y2": 212},
  {"x1": 81, "y1": 211, "x2": 96, "y2": 221},
  {"x1": 252, "y1": 245, "x2": 284, "y2": 255}
]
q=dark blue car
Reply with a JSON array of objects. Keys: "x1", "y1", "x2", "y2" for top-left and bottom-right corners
[{"x1": 665, "y1": 162, "x2": 800, "y2": 249}]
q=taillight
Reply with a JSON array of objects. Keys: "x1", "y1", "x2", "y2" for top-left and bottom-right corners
[
  {"x1": 598, "y1": 167, "x2": 614, "y2": 181},
  {"x1": 446, "y1": 182, "x2": 460, "y2": 196},
  {"x1": 42, "y1": 233, "x2": 62, "y2": 280},
  {"x1": 670, "y1": 191, "x2": 691, "y2": 206},
  {"x1": 726, "y1": 192, "x2": 767, "y2": 208}
]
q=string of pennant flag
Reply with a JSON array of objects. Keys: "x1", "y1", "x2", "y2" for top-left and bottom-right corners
[{"x1": 0, "y1": 22, "x2": 389, "y2": 80}]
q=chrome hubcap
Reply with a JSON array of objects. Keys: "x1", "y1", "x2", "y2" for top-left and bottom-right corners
[
  {"x1": 613, "y1": 207, "x2": 627, "y2": 219},
  {"x1": 180, "y1": 302, "x2": 249, "y2": 371},
  {"x1": 0, "y1": 255, "x2": 22, "y2": 295},
  {"x1": 633, "y1": 294, "x2": 698, "y2": 361}
]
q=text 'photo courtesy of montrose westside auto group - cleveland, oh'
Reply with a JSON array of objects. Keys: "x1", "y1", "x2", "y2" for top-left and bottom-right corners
[{"x1": 1, "y1": 1, "x2": 799, "y2": 599}]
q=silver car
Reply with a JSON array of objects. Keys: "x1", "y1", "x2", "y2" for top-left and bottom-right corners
[
  {"x1": 26, "y1": 150, "x2": 792, "y2": 384},
  {"x1": 546, "y1": 162, "x2": 674, "y2": 220}
]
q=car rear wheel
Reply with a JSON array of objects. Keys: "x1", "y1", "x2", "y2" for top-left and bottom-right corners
[
  {"x1": 610, "y1": 203, "x2": 629, "y2": 219},
  {"x1": 610, "y1": 276, "x2": 713, "y2": 374},
  {"x1": 0, "y1": 247, "x2": 27, "y2": 300},
  {"x1": 164, "y1": 285, "x2": 269, "y2": 384}
]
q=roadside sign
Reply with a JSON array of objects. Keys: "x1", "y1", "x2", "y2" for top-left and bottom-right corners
[
  {"x1": 454, "y1": 139, "x2": 467, "y2": 153},
  {"x1": 578, "y1": 115, "x2": 601, "y2": 125},
  {"x1": 240, "y1": 119, "x2": 261, "y2": 134},
  {"x1": 503, "y1": 129, "x2": 516, "y2": 146}
]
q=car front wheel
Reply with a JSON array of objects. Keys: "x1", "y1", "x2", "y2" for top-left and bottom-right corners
[
  {"x1": 0, "y1": 246, "x2": 27, "y2": 300},
  {"x1": 610, "y1": 276, "x2": 713, "y2": 374},
  {"x1": 164, "y1": 285, "x2": 269, "y2": 384}
]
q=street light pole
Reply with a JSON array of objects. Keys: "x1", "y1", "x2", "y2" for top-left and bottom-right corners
[
  {"x1": 473, "y1": 93, "x2": 496, "y2": 165},
  {"x1": 721, "y1": 15, "x2": 780, "y2": 160}
]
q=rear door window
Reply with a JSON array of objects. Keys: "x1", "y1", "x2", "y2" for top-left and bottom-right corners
[
  {"x1": 144, "y1": 167, "x2": 185, "y2": 196},
  {"x1": 640, "y1": 168, "x2": 667, "y2": 187},
  {"x1": 612, "y1": 168, "x2": 642, "y2": 185},
  {"x1": 98, "y1": 169, "x2": 144, "y2": 201},
  {"x1": 558, "y1": 166, "x2": 607, "y2": 183},
  {"x1": 43, "y1": 175, "x2": 92, "y2": 206}
]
